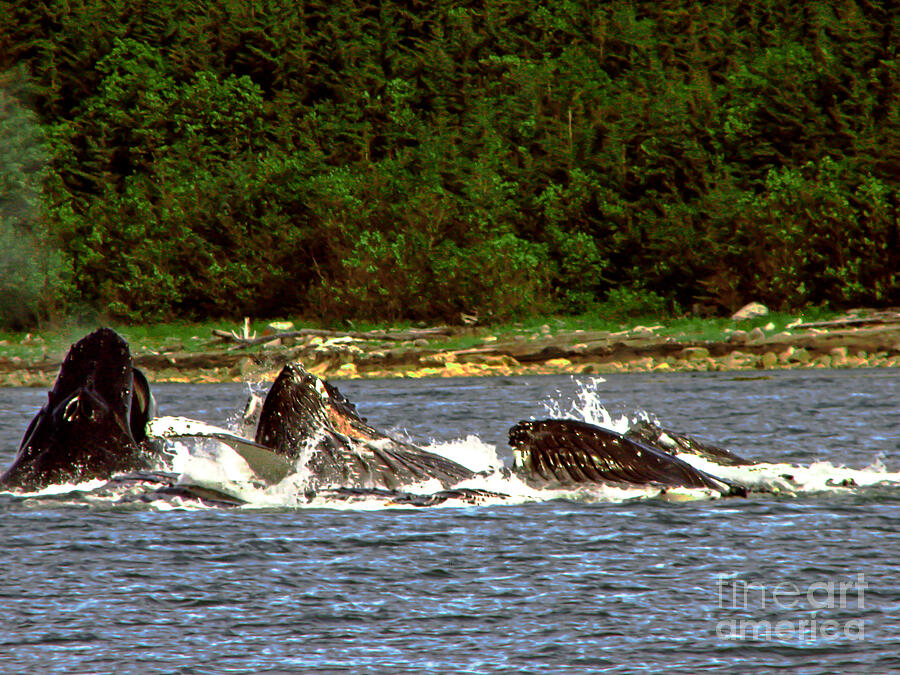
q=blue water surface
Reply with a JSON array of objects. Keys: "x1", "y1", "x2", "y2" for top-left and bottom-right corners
[{"x1": 1, "y1": 370, "x2": 899, "y2": 674}]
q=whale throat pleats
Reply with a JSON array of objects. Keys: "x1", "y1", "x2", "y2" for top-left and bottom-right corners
[{"x1": 509, "y1": 419, "x2": 741, "y2": 495}]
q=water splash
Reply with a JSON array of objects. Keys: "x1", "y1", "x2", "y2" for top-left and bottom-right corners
[{"x1": 540, "y1": 376, "x2": 645, "y2": 433}]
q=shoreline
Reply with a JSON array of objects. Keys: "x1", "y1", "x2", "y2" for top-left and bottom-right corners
[{"x1": 2, "y1": 322, "x2": 898, "y2": 387}]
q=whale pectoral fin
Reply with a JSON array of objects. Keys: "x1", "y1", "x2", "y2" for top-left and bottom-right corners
[
  {"x1": 148, "y1": 416, "x2": 295, "y2": 485},
  {"x1": 220, "y1": 437, "x2": 296, "y2": 485},
  {"x1": 509, "y1": 419, "x2": 737, "y2": 494}
]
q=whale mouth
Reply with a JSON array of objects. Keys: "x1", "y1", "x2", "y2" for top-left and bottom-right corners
[{"x1": 130, "y1": 367, "x2": 156, "y2": 441}]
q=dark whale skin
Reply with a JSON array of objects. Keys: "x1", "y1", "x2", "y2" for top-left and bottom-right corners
[{"x1": 1, "y1": 328, "x2": 157, "y2": 490}]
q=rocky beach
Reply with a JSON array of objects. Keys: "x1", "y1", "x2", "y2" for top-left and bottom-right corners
[{"x1": 2, "y1": 309, "x2": 899, "y2": 387}]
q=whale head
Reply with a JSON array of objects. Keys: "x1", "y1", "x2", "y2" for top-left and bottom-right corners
[{"x1": 1, "y1": 328, "x2": 158, "y2": 490}]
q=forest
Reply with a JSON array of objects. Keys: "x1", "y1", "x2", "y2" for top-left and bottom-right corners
[{"x1": 1, "y1": 0, "x2": 898, "y2": 328}]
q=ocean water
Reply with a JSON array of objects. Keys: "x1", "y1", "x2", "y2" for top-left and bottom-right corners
[{"x1": 1, "y1": 370, "x2": 899, "y2": 674}]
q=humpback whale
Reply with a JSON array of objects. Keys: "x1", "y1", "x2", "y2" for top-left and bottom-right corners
[
  {"x1": 0, "y1": 328, "x2": 163, "y2": 490},
  {"x1": 252, "y1": 362, "x2": 744, "y2": 495},
  {"x1": 254, "y1": 363, "x2": 475, "y2": 490},
  {"x1": 1, "y1": 329, "x2": 753, "y2": 501},
  {"x1": 508, "y1": 419, "x2": 746, "y2": 496}
]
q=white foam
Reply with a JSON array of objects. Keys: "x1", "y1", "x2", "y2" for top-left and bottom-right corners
[
  {"x1": 424, "y1": 435, "x2": 505, "y2": 473},
  {"x1": 452, "y1": 468, "x2": 682, "y2": 505},
  {"x1": 677, "y1": 453, "x2": 900, "y2": 496},
  {"x1": 1, "y1": 478, "x2": 108, "y2": 498}
]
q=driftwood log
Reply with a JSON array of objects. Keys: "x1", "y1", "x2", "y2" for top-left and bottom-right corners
[
  {"x1": 793, "y1": 311, "x2": 900, "y2": 330},
  {"x1": 211, "y1": 326, "x2": 455, "y2": 348}
]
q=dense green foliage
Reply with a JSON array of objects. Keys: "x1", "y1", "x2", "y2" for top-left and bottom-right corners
[{"x1": 1, "y1": 1, "x2": 898, "y2": 327}]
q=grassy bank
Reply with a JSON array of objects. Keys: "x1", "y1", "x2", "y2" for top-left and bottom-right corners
[{"x1": 0, "y1": 309, "x2": 839, "y2": 362}]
